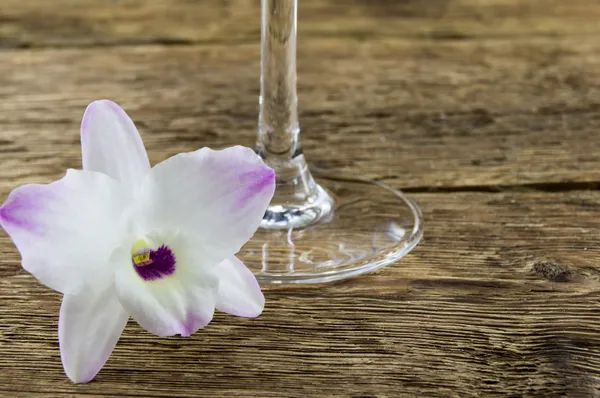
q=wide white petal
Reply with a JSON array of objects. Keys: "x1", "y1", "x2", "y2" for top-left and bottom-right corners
[
  {"x1": 113, "y1": 239, "x2": 217, "y2": 337},
  {"x1": 59, "y1": 287, "x2": 129, "y2": 384},
  {"x1": 81, "y1": 100, "x2": 151, "y2": 186},
  {"x1": 0, "y1": 169, "x2": 130, "y2": 294},
  {"x1": 214, "y1": 256, "x2": 264, "y2": 318},
  {"x1": 137, "y1": 146, "x2": 275, "y2": 259}
]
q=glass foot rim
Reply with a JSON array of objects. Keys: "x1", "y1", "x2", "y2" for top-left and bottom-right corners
[{"x1": 252, "y1": 180, "x2": 423, "y2": 285}]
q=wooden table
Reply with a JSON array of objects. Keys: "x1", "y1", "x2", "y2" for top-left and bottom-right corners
[{"x1": 1, "y1": 0, "x2": 600, "y2": 396}]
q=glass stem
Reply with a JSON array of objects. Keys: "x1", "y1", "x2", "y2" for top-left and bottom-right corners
[
  {"x1": 258, "y1": 0, "x2": 299, "y2": 159},
  {"x1": 257, "y1": 0, "x2": 333, "y2": 229}
]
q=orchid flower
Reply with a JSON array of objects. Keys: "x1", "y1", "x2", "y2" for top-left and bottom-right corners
[{"x1": 0, "y1": 100, "x2": 275, "y2": 383}]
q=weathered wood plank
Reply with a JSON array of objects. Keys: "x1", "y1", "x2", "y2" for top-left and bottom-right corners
[
  {"x1": 0, "y1": 36, "x2": 599, "y2": 189},
  {"x1": 2, "y1": 292, "x2": 598, "y2": 397},
  {"x1": 1, "y1": 192, "x2": 600, "y2": 397},
  {"x1": 1, "y1": 0, "x2": 600, "y2": 48},
  {"x1": 2, "y1": 188, "x2": 599, "y2": 288},
  {"x1": 1, "y1": 1, "x2": 600, "y2": 396}
]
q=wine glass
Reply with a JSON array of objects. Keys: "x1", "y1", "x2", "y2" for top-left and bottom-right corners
[{"x1": 237, "y1": 0, "x2": 423, "y2": 284}]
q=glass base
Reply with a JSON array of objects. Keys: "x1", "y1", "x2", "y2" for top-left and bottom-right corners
[
  {"x1": 260, "y1": 182, "x2": 334, "y2": 229},
  {"x1": 238, "y1": 174, "x2": 423, "y2": 284}
]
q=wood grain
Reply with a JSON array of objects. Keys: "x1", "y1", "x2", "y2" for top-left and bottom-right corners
[
  {"x1": 1, "y1": 0, "x2": 600, "y2": 397},
  {"x1": 1, "y1": 191, "x2": 600, "y2": 397},
  {"x1": 1, "y1": 0, "x2": 600, "y2": 48},
  {"x1": 1, "y1": 36, "x2": 600, "y2": 189}
]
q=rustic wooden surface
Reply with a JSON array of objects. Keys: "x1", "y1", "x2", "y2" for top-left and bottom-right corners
[{"x1": 1, "y1": 0, "x2": 600, "y2": 397}]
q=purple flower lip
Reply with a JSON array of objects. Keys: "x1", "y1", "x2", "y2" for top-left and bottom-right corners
[{"x1": 133, "y1": 245, "x2": 176, "y2": 281}]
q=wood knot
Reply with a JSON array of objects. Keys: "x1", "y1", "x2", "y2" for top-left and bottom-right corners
[{"x1": 533, "y1": 261, "x2": 574, "y2": 282}]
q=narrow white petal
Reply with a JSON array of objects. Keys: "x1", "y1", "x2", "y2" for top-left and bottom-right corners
[
  {"x1": 138, "y1": 146, "x2": 275, "y2": 259},
  {"x1": 214, "y1": 256, "x2": 264, "y2": 318},
  {"x1": 81, "y1": 100, "x2": 150, "y2": 186},
  {"x1": 59, "y1": 286, "x2": 129, "y2": 384},
  {"x1": 0, "y1": 169, "x2": 130, "y2": 294}
]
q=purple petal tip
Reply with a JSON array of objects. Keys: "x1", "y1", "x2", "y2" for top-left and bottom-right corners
[
  {"x1": 0, "y1": 188, "x2": 45, "y2": 233},
  {"x1": 81, "y1": 100, "x2": 126, "y2": 140},
  {"x1": 237, "y1": 166, "x2": 275, "y2": 207},
  {"x1": 180, "y1": 313, "x2": 206, "y2": 337}
]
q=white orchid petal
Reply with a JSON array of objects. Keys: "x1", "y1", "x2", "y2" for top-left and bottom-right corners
[
  {"x1": 113, "y1": 241, "x2": 217, "y2": 337},
  {"x1": 214, "y1": 256, "x2": 264, "y2": 318},
  {"x1": 0, "y1": 169, "x2": 129, "y2": 294},
  {"x1": 59, "y1": 287, "x2": 129, "y2": 384},
  {"x1": 138, "y1": 146, "x2": 275, "y2": 258},
  {"x1": 81, "y1": 100, "x2": 150, "y2": 185}
]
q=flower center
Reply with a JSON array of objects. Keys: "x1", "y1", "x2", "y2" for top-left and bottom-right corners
[{"x1": 131, "y1": 239, "x2": 176, "y2": 281}]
